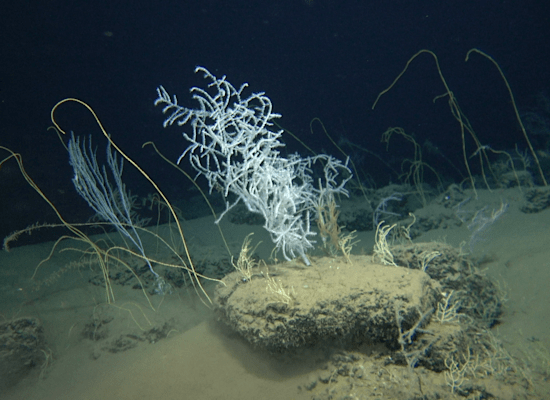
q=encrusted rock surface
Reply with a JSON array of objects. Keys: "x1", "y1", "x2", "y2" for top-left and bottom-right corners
[{"x1": 214, "y1": 255, "x2": 440, "y2": 351}]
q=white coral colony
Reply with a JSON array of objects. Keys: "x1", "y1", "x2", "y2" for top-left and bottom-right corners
[{"x1": 155, "y1": 67, "x2": 351, "y2": 265}]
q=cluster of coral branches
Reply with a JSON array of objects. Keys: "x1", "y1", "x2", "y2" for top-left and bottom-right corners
[{"x1": 155, "y1": 67, "x2": 351, "y2": 265}]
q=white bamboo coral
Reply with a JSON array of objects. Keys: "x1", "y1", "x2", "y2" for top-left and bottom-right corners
[{"x1": 155, "y1": 67, "x2": 351, "y2": 265}]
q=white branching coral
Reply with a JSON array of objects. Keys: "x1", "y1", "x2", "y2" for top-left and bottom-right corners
[{"x1": 155, "y1": 67, "x2": 351, "y2": 265}]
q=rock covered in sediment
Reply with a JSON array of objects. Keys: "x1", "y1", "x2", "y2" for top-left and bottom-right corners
[
  {"x1": 0, "y1": 317, "x2": 46, "y2": 389},
  {"x1": 213, "y1": 255, "x2": 440, "y2": 351}
]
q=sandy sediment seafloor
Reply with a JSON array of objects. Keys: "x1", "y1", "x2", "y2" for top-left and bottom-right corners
[{"x1": 214, "y1": 255, "x2": 440, "y2": 351}]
